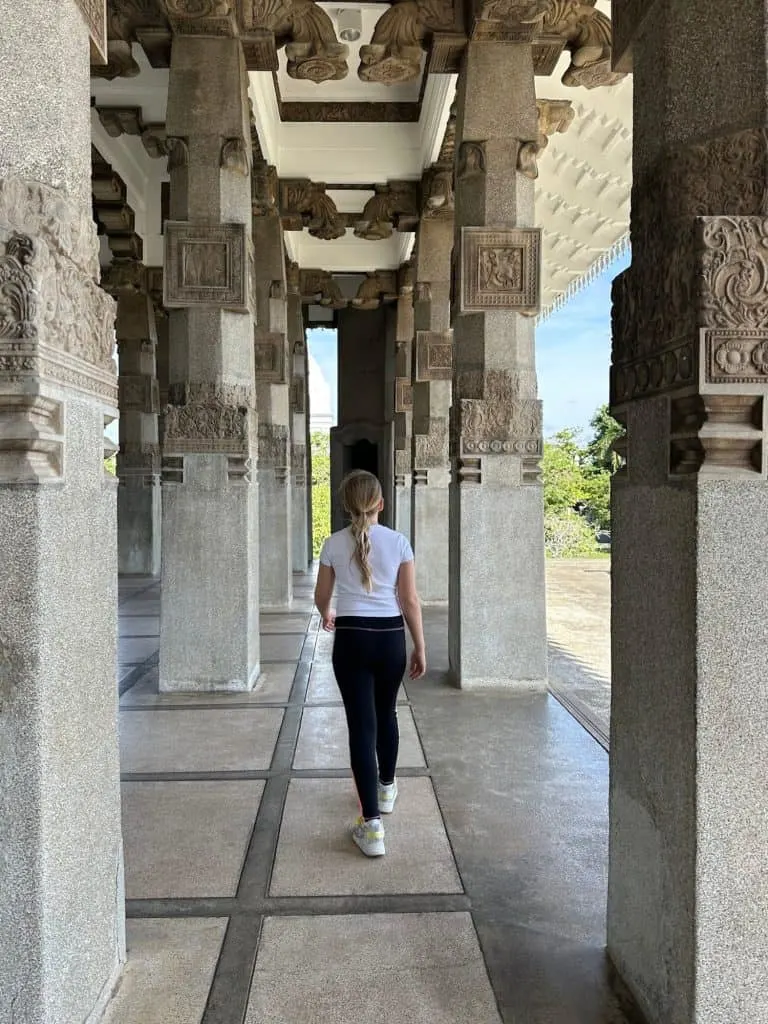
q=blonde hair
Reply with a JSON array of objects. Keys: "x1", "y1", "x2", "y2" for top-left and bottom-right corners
[{"x1": 341, "y1": 470, "x2": 382, "y2": 593}]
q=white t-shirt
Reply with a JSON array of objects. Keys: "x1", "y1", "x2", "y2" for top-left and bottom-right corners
[{"x1": 319, "y1": 524, "x2": 414, "y2": 617}]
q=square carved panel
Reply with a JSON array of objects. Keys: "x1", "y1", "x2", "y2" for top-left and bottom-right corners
[
  {"x1": 460, "y1": 227, "x2": 541, "y2": 314},
  {"x1": 395, "y1": 377, "x2": 413, "y2": 412},
  {"x1": 254, "y1": 332, "x2": 286, "y2": 383},
  {"x1": 164, "y1": 222, "x2": 247, "y2": 311},
  {"x1": 415, "y1": 331, "x2": 452, "y2": 382},
  {"x1": 77, "y1": 0, "x2": 108, "y2": 65}
]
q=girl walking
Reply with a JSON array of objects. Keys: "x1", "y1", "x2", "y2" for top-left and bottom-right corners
[{"x1": 314, "y1": 470, "x2": 427, "y2": 857}]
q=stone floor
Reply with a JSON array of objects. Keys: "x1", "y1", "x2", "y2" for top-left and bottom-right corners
[{"x1": 110, "y1": 565, "x2": 630, "y2": 1024}]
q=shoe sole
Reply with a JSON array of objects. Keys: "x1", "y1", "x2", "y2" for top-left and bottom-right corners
[{"x1": 353, "y1": 834, "x2": 385, "y2": 857}]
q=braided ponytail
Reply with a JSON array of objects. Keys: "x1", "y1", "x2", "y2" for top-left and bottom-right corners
[{"x1": 341, "y1": 470, "x2": 382, "y2": 593}]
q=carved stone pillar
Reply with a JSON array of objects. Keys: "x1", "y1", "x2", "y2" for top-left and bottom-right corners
[
  {"x1": 394, "y1": 263, "x2": 414, "y2": 541},
  {"x1": 253, "y1": 197, "x2": 292, "y2": 608},
  {"x1": 105, "y1": 262, "x2": 162, "y2": 576},
  {"x1": 287, "y1": 261, "x2": 310, "y2": 572},
  {"x1": 609, "y1": 3, "x2": 768, "y2": 1022},
  {"x1": 411, "y1": 219, "x2": 453, "y2": 603},
  {"x1": 160, "y1": 35, "x2": 259, "y2": 690},
  {"x1": 0, "y1": 1, "x2": 124, "y2": 1019},
  {"x1": 449, "y1": 41, "x2": 547, "y2": 688}
]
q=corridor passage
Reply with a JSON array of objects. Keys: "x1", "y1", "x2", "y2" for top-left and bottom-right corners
[{"x1": 111, "y1": 572, "x2": 630, "y2": 1024}]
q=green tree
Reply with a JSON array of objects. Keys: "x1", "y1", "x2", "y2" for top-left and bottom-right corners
[
  {"x1": 311, "y1": 431, "x2": 331, "y2": 558},
  {"x1": 541, "y1": 428, "x2": 587, "y2": 516},
  {"x1": 585, "y1": 403, "x2": 625, "y2": 473}
]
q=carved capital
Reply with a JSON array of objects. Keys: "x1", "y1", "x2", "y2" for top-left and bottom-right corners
[
  {"x1": 359, "y1": 0, "x2": 455, "y2": 84},
  {"x1": 280, "y1": 180, "x2": 345, "y2": 240},
  {"x1": 351, "y1": 271, "x2": 398, "y2": 310},
  {"x1": 354, "y1": 182, "x2": 420, "y2": 240},
  {"x1": 253, "y1": 161, "x2": 279, "y2": 217},
  {"x1": 300, "y1": 269, "x2": 346, "y2": 308},
  {"x1": 422, "y1": 167, "x2": 454, "y2": 218},
  {"x1": 242, "y1": 0, "x2": 349, "y2": 83}
]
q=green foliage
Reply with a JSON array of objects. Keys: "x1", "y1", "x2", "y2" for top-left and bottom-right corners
[
  {"x1": 104, "y1": 455, "x2": 117, "y2": 477},
  {"x1": 541, "y1": 406, "x2": 624, "y2": 556},
  {"x1": 311, "y1": 431, "x2": 331, "y2": 558}
]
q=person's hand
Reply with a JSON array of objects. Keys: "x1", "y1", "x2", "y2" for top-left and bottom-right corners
[
  {"x1": 322, "y1": 612, "x2": 336, "y2": 632},
  {"x1": 409, "y1": 647, "x2": 426, "y2": 679}
]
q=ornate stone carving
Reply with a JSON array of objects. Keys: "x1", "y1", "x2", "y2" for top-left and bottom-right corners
[
  {"x1": 280, "y1": 180, "x2": 345, "y2": 240},
  {"x1": 354, "y1": 183, "x2": 420, "y2": 240},
  {"x1": 453, "y1": 371, "x2": 542, "y2": 454},
  {"x1": 242, "y1": 0, "x2": 349, "y2": 83},
  {"x1": 165, "y1": 137, "x2": 190, "y2": 171},
  {"x1": 395, "y1": 448, "x2": 412, "y2": 476},
  {"x1": 457, "y1": 142, "x2": 486, "y2": 180},
  {"x1": 286, "y1": 260, "x2": 301, "y2": 295},
  {"x1": 292, "y1": 443, "x2": 307, "y2": 478},
  {"x1": 164, "y1": 222, "x2": 247, "y2": 310},
  {"x1": 0, "y1": 235, "x2": 36, "y2": 339},
  {"x1": 254, "y1": 331, "x2": 287, "y2": 382},
  {"x1": 221, "y1": 138, "x2": 251, "y2": 176},
  {"x1": 162, "y1": 381, "x2": 253, "y2": 455},
  {"x1": 523, "y1": 1, "x2": 624, "y2": 88},
  {"x1": 160, "y1": 0, "x2": 236, "y2": 35},
  {"x1": 459, "y1": 227, "x2": 541, "y2": 313},
  {"x1": 359, "y1": 0, "x2": 454, "y2": 84},
  {"x1": 396, "y1": 378, "x2": 413, "y2": 412},
  {"x1": 422, "y1": 168, "x2": 454, "y2": 218},
  {"x1": 351, "y1": 272, "x2": 398, "y2": 310},
  {"x1": 253, "y1": 161, "x2": 279, "y2": 217},
  {"x1": 515, "y1": 99, "x2": 575, "y2": 180},
  {"x1": 90, "y1": 40, "x2": 141, "y2": 79},
  {"x1": 413, "y1": 417, "x2": 449, "y2": 469},
  {"x1": 280, "y1": 102, "x2": 421, "y2": 122},
  {"x1": 699, "y1": 217, "x2": 768, "y2": 330},
  {"x1": 290, "y1": 377, "x2": 306, "y2": 412},
  {"x1": 398, "y1": 260, "x2": 416, "y2": 297},
  {"x1": 415, "y1": 331, "x2": 452, "y2": 382},
  {"x1": 258, "y1": 422, "x2": 289, "y2": 467},
  {"x1": 0, "y1": 180, "x2": 116, "y2": 404},
  {"x1": 97, "y1": 106, "x2": 144, "y2": 138},
  {"x1": 76, "y1": 0, "x2": 109, "y2": 63},
  {"x1": 300, "y1": 269, "x2": 346, "y2": 308}
]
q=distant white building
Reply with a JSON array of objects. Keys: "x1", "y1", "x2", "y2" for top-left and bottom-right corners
[{"x1": 308, "y1": 353, "x2": 334, "y2": 434}]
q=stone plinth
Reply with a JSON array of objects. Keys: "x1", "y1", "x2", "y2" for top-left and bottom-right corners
[
  {"x1": 448, "y1": 42, "x2": 547, "y2": 688},
  {"x1": 160, "y1": 36, "x2": 259, "y2": 691},
  {"x1": 608, "y1": 2, "x2": 768, "y2": 1021},
  {"x1": 0, "y1": 2, "x2": 124, "y2": 1020}
]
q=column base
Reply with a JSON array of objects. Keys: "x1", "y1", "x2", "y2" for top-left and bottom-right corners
[{"x1": 118, "y1": 479, "x2": 161, "y2": 577}]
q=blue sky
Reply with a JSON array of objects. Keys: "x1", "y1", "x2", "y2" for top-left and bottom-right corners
[{"x1": 307, "y1": 249, "x2": 630, "y2": 439}]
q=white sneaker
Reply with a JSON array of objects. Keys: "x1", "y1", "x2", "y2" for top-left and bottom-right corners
[
  {"x1": 378, "y1": 780, "x2": 398, "y2": 814},
  {"x1": 351, "y1": 816, "x2": 385, "y2": 857}
]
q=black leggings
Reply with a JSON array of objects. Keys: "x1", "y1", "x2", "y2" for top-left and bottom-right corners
[{"x1": 332, "y1": 616, "x2": 407, "y2": 819}]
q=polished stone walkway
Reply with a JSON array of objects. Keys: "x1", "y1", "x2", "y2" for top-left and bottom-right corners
[{"x1": 110, "y1": 569, "x2": 630, "y2": 1024}]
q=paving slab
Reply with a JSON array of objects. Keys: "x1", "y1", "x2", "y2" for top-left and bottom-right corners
[
  {"x1": 245, "y1": 913, "x2": 500, "y2": 1024},
  {"x1": 120, "y1": 663, "x2": 297, "y2": 708},
  {"x1": 123, "y1": 780, "x2": 263, "y2": 898},
  {"x1": 293, "y1": 704, "x2": 425, "y2": 769},
  {"x1": 120, "y1": 708, "x2": 283, "y2": 773},
  {"x1": 102, "y1": 918, "x2": 227, "y2": 1024},
  {"x1": 269, "y1": 777, "x2": 462, "y2": 896}
]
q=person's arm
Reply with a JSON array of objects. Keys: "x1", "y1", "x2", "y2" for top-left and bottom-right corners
[
  {"x1": 397, "y1": 559, "x2": 426, "y2": 678},
  {"x1": 314, "y1": 563, "x2": 336, "y2": 631}
]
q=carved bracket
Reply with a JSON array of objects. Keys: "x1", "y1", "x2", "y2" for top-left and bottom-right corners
[
  {"x1": 354, "y1": 182, "x2": 420, "y2": 240},
  {"x1": 300, "y1": 269, "x2": 346, "y2": 308},
  {"x1": 351, "y1": 271, "x2": 398, "y2": 310},
  {"x1": 241, "y1": 0, "x2": 349, "y2": 82},
  {"x1": 280, "y1": 180, "x2": 346, "y2": 240},
  {"x1": 359, "y1": 0, "x2": 456, "y2": 84}
]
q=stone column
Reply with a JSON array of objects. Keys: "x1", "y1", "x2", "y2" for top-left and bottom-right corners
[
  {"x1": 0, "y1": 2, "x2": 124, "y2": 1020},
  {"x1": 449, "y1": 42, "x2": 547, "y2": 688},
  {"x1": 287, "y1": 261, "x2": 310, "y2": 571},
  {"x1": 160, "y1": 35, "x2": 259, "y2": 690},
  {"x1": 253, "y1": 202, "x2": 292, "y2": 609},
  {"x1": 394, "y1": 263, "x2": 414, "y2": 540},
  {"x1": 609, "y1": 3, "x2": 768, "y2": 1021},
  {"x1": 106, "y1": 262, "x2": 162, "y2": 577},
  {"x1": 411, "y1": 219, "x2": 453, "y2": 603}
]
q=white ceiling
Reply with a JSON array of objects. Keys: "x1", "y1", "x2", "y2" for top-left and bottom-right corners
[{"x1": 89, "y1": 0, "x2": 631, "y2": 308}]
